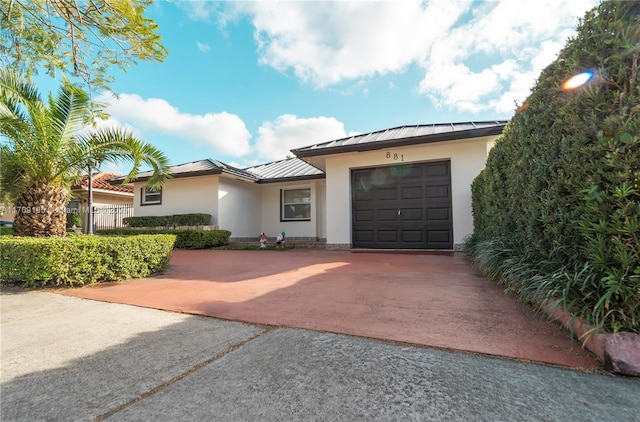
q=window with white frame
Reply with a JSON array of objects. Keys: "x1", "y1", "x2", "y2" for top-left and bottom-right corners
[
  {"x1": 141, "y1": 187, "x2": 162, "y2": 205},
  {"x1": 281, "y1": 188, "x2": 311, "y2": 221}
]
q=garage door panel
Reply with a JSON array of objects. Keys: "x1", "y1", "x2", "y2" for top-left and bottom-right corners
[
  {"x1": 354, "y1": 230, "x2": 374, "y2": 242},
  {"x1": 377, "y1": 209, "x2": 398, "y2": 221},
  {"x1": 401, "y1": 230, "x2": 424, "y2": 243},
  {"x1": 352, "y1": 161, "x2": 452, "y2": 249},
  {"x1": 376, "y1": 187, "x2": 397, "y2": 201},
  {"x1": 399, "y1": 165, "x2": 424, "y2": 180},
  {"x1": 426, "y1": 207, "x2": 450, "y2": 221},
  {"x1": 354, "y1": 209, "x2": 375, "y2": 222},
  {"x1": 400, "y1": 208, "x2": 423, "y2": 221},
  {"x1": 401, "y1": 186, "x2": 423, "y2": 199},
  {"x1": 427, "y1": 230, "x2": 452, "y2": 244},
  {"x1": 426, "y1": 185, "x2": 449, "y2": 198},
  {"x1": 425, "y1": 163, "x2": 449, "y2": 177},
  {"x1": 354, "y1": 190, "x2": 373, "y2": 201},
  {"x1": 377, "y1": 230, "x2": 398, "y2": 242}
]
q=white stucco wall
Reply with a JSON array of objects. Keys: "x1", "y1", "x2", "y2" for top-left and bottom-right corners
[
  {"x1": 133, "y1": 175, "x2": 219, "y2": 225},
  {"x1": 218, "y1": 176, "x2": 261, "y2": 237},
  {"x1": 91, "y1": 191, "x2": 133, "y2": 207},
  {"x1": 324, "y1": 135, "x2": 498, "y2": 248},
  {"x1": 259, "y1": 180, "x2": 325, "y2": 239}
]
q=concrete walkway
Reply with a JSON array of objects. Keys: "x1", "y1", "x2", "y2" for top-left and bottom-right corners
[
  {"x1": 2, "y1": 291, "x2": 638, "y2": 421},
  {"x1": 62, "y1": 249, "x2": 597, "y2": 369}
]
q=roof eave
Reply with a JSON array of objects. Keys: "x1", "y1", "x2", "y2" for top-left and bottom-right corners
[
  {"x1": 72, "y1": 187, "x2": 133, "y2": 196},
  {"x1": 111, "y1": 169, "x2": 224, "y2": 184},
  {"x1": 292, "y1": 125, "x2": 505, "y2": 158}
]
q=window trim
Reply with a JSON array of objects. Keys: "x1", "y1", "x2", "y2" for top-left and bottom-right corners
[
  {"x1": 280, "y1": 188, "x2": 311, "y2": 222},
  {"x1": 141, "y1": 187, "x2": 162, "y2": 206}
]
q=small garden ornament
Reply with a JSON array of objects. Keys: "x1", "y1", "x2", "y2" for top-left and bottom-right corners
[
  {"x1": 276, "y1": 231, "x2": 286, "y2": 248},
  {"x1": 259, "y1": 232, "x2": 268, "y2": 248}
]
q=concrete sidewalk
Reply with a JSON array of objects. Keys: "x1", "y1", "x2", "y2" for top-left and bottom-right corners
[{"x1": 2, "y1": 290, "x2": 639, "y2": 421}]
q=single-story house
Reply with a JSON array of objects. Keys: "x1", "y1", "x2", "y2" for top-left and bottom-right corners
[{"x1": 111, "y1": 120, "x2": 507, "y2": 250}]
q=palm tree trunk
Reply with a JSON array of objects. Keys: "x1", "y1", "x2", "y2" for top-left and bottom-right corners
[{"x1": 13, "y1": 183, "x2": 68, "y2": 237}]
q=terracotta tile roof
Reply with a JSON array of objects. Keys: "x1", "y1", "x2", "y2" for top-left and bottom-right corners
[{"x1": 74, "y1": 173, "x2": 133, "y2": 194}]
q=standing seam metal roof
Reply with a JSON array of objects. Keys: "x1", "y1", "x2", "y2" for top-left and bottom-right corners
[
  {"x1": 291, "y1": 120, "x2": 508, "y2": 156},
  {"x1": 109, "y1": 159, "x2": 258, "y2": 183},
  {"x1": 244, "y1": 158, "x2": 324, "y2": 182},
  {"x1": 110, "y1": 120, "x2": 507, "y2": 185}
]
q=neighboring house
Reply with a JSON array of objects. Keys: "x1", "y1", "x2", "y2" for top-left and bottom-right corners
[
  {"x1": 0, "y1": 172, "x2": 133, "y2": 229},
  {"x1": 69, "y1": 172, "x2": 134, "y2": 232},
  {"x1": 111, "y1": 120, "x2": 507, "y2": 250}
]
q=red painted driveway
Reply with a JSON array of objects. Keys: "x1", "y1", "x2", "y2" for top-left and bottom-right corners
[{"x1": 61, "y1": 249, "x2": 599, "y2": 369}]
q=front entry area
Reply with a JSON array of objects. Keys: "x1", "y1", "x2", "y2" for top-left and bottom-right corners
[{"x1": 351, "y1": 160, "x2": 453, "y2": 249}]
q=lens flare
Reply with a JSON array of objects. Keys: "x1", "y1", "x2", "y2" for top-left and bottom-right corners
[{"x1": 562, "y1": 70, "x2": 595, "y2": 90}]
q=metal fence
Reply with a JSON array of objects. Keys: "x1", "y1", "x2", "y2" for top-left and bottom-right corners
[{"x1": 92, "y1": 204, "x2": 134, "y2": 231}]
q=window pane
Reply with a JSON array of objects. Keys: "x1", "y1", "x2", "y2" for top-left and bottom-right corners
[
  {"x1": 142, "y1": 187, "x2": 162, "y2": 204},
  {"x1": 284, "y1": 204, "x2": 310, "y2": 219},
  {"x1": 283, "y1": 189, "x2": 310, "y2": 204}
]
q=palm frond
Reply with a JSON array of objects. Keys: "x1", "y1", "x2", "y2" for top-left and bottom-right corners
[
  {"x1": 75, "y1": 127, "x2": 171, "y2": 189},
  {"x1": 48, "y1": 77, "x2": 89, "y2": 146},
  {"x1": 0, "y1": 68, "x2": 42, "y2": 105}
]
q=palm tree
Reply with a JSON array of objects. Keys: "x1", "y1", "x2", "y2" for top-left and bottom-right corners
[{"x1": 0, "y1": 69, "x2": 170, "y2": 237}]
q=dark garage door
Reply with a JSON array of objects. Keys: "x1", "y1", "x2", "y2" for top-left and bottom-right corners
[{"x1": 352, "y1": 161, "x2": 453, "y2": 249}]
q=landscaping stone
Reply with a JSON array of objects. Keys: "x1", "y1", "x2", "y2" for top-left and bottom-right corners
[
  {"x1": 603, "y1": 332, "x2": 640, "y2": 376},
  {"x1": 542, "y1": 299, "x2": 639, "y2": 377}
]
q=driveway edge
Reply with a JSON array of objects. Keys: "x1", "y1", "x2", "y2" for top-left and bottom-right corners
[{"x1": 542, "y1": 300, "x2": 640, "y2": 376}]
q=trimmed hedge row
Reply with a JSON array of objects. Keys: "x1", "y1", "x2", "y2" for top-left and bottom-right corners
[
  {"x1": 98, "y1": 229, "x2": 231, "y2": 249},
  {"x1": 0, "y1": 234, "x2": 176, "y2": 287},
  {"x1": 123, "y1": 213, "x2": 212, "y2": 228},
  {"x1": 468, "y1": 1, "x2": 639, "y2": 334},
  {"x1": 0, "y1": 227, "x2": 12, "y2": 236}
]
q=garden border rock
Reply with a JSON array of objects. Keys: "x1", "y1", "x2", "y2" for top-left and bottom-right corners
[{"x1": 542, "y1": 301, "x2": 640, "y2": 376}]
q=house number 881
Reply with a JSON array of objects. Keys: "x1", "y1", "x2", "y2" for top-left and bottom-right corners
[{"x1": 386, "y1": 152, "x2": 404, "y2": 161}]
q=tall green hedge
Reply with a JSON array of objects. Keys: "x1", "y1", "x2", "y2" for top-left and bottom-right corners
[
  {"x1": 0, "y1": 234, "x2": 175, "y2": 287},
  {"x1": 98, "y1": 229, "x2": 231, "y2": 249},
  {"x1": 123, "y1": 213, "x2": 212, "y2": 227},
  {"x1": 469, "y1": 1, "x2": 639, "y2": 334}
]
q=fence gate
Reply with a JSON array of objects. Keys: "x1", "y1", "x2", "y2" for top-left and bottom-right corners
[{"x1": 92, "y1": 204, "x2": 133, "y2": 231}]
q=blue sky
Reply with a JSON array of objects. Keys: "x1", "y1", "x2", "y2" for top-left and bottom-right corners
[{"x1": 39, "y1": 0, "x2": 599, "y2": 171}]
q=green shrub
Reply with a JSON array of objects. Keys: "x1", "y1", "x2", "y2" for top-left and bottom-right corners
[
  {"x1": 0, "y1": 234, "x2": 175, "y2": 287},
  {"x1": 123, "y1": 213, "x2": 212, "y2": 227},
  {"x1": 469, "y1": 1, "x2": 639, "y2": 334},
  {"x1": 97, "y1": 229, "x2": 231, "y2": 249},
  {"x1": 66, "y1": 211, "x2": 82, "y2": 228},
  {"x1": 0, "y1": 227, "x2": 13, "y2": 236}
]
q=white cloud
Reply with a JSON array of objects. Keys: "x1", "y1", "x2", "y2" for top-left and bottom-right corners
[
  {"x1": 416, "y1": 0, "x2": 598, "y2": 113},
  {"x1": 196, "y1": 41, "x2": 210, "y2": 53},
  {"x1": 223, "y1": 0, "x2": 597, "y2": 114},
  {"x1": 241, "y1": 0, "x2": 470, "y2": 87},
  {"x1": 99, "y1": 93, "x2": 251, "y2": 157},
  {"x1": 255, "y1": 114, "x2": 351, "y2": 161},
  {"x1": 175, "y1": 1, "x2": 238, "y2": 27}
]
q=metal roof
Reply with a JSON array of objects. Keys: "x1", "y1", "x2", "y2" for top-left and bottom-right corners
[
  {"x1": 110, "y1": 159, "x2": 257, "y2": 184},
  {"x1": 110, "y1": 120, "x2": 507, "y2": 186},
  {"x1": 291, "y1": 120, "x2": 508, "y2": 157},
  {"x1": 244, "y1": 158, "x2": 325, "y2": 183}
]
